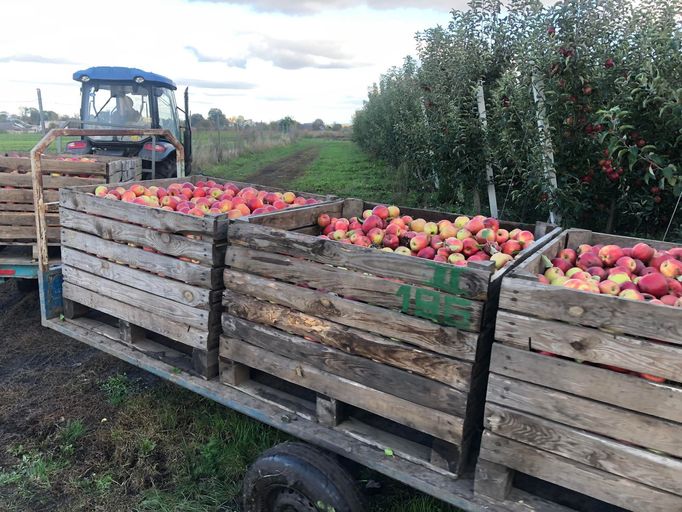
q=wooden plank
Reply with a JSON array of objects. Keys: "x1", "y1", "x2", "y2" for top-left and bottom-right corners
[
  {"x1": 496, "y1": 311, "x2": 682, "y2": 382},
  {"x1": 62, "y1": 282, "x2": 214, "y2": 349},
  {"x1": 499, "y1": 278, "x2": 682, "y2": 345},
  {"x1": 219, "y1": 336, "x2": 465, "y2": 444},
  {"x1": 225, "y1": 245, "x2": 482, "y2": 331},
  {"x1": 61, "y1": 228, "x2": 220, "y2": 289},
  {"x1": 480, "y1": 432, "x2": 682, "y2": 512},
  {"x1": 474, "y1": 459, "x2": 513, "y2": 501},
  {"x1": 0, "y1": 212, "x2": 59, "y2": 226},
  {"x1": 59, "y1": 188, "x2": 219, "y2": 237},
  {"x1": 0, "y1": 226, "x2": 60, "y2": 240},
  {"x1": 221, "y1": 291, "x2": 473, "y2": 389},
  {"x1": 62, "y1": 265, "x2": 215, "y2": 330},
  {"x1": 61, "y1": 247, "x2": 216, "y2": 309},
  {"x1": 245, "y1": 200, "x2": 345, "y2": 230},
  {"x1": 228, "y1": 221, "x2": 492, "y2": 299},
  {"x1": 0, "y1": 189, "x2": 59, "y2": 203},
  {"x1": 490, "y1": 344, "x2": 682, "y2": 424},
  {"x1": 60, "y1": 208, "x2": 223, "y2": 265},
  {"x1": 0, "y1": 173, "x2": 103, "y2": 188},
  {"x1": 0, "y1": 203, "x2": 57, "y2": 212},
  {"x1": 317, "y1": 395, "x2": 344, "y2": 427},
  {"x1": 119, "y1": 319, "x2": 145, "y2": 345},
  {"x1": 485, "y1": 403, "x2": 682, "y2": 496},
  {"x1": 219, "y1": 358, "x2": 251, "y2": 386},
  {"x1": 221, "y1": 312, "x2": 470, "y2": 416},
  {"x1": 223, "y1": 269, "x2": 480, "y2": 361},
  {"x1": 0, "y1": 156, "x2": 107, "y2": 175},
  {"x1": 487, "y1": 374, "x2": 682, "y2": 457}
]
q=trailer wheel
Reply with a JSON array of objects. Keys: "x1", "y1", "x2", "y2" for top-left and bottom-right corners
[{"x1": 243, "y1": 442, "x2": 366, "y2": 512}]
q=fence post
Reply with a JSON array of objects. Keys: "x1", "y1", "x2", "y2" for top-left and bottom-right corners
[
  {"x1": 476, "y1": 81, "x2": 499, "y2": 218},
  {"x1": 531, "y1": 66, "x2": 560, "y2": 224},
  {"x1": 36, "y1": 88, "x2": 46, "y2": 134}
]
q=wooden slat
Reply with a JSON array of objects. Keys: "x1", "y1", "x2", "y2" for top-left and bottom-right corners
[
  {"x1": 487, "y1": 374, "x2": 682, "y2": 457},
  {"x1": 485, "y1": 403, "x2": 682, "y2": 496},
  {"x1": 480, "y1": 432, "x2": 682, "y2": 512},
  {"x1": 225, "y1": 245, "x2": 482, "y2": 331},
  {"x1": 0, "y1": 156, "x2": 107, "y2": 175},
  {"x1": 222, "y1": 291, "x2": 472, "y2": 389},
  {"x1": 60, "y1": 188, "x2": 220, "y2": 237},
  {"x1": 223, "y1": 269, "x2": 479, "y2": 360},
  {"x1": 245, "y1": 200, "x2": 345, "y2": 230},
  {"x1": 0, "y1": 226, "x2": 60, "y2": 240},
  {"x1": 0, "y1": 173, "x2": 103, "y2": 188},
  {"x1": 0, "y1": 203, "x2": 57, "y2": 212},
  {"x1": 499, "y1": 278, "x2": 682, "y2": 345},
  {"x1": 62, "y1": 265, "x2": 214, "y2": 330},
  {"x1": 0, "y1": 189, "x2": 59, "y2": 203},
  {"x1": 61, "y1": 247, "x2": 216, "y2": 309},
  {"x1": 490, "y1": 344, "x2": 682, "y2": 424},
  {"x1": 62, "y1": 282, "x2": 214, "y2": 349},
  {"x1": 61, "y1": 228, "x2": 221, "y2": 289},
  {"x1": 228, "y1": 221, "x2": 491, "y2": 299},
  {"x1": 496, "y1": 311, "x2": 682, "y2": 382},
  {"x1": 220, "y1": 336, "x2": 465, "y2": 443},
  {"x1": 0, "y1": 212, "x2": 59, "y2": 226},
  {"x1": 60, "y1": 208, "x2": 223, "y2": 265},
  {"x1": 222, "y1": 312, "x2": 469, "y2": 416}
]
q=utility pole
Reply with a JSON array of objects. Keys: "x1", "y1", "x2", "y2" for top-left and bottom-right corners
[
  {"x1": 476, "y1": 81, "x2": 499, "y2": 218},
  {"x1": 36, "y1": 88, "x2": 46, "y2": 134}
]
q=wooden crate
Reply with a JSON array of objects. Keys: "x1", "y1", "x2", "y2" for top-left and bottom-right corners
[
  {"x1": 220, "y1": 198, "x2": 560, "y2": 476},
  {"x1": 0, "y1": 153, "x2": 141, "y2": 246},
  {"x1": 59, "y1": 175, "x2": 335, "y2": 379},
  {"x1": 475, "y1": 228, "x2": 682, "y2": 511}
]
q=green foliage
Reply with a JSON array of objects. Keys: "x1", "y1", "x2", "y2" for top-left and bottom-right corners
[
  {"x1": 353, "y1": 0, "x2": 682, "y2": 237},
  {"x1": 101, "y1": 373, "x2": 133, "y2": 406}
]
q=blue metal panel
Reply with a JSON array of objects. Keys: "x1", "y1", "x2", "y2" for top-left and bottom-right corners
[
  {"x1": 73, "y1": 67, "x2": 176, "y2": 89},
  {"x1": 38, "y1": 266, "x2": 63, "y2": 321},
  {"x1": 0, "y1": 262, "x2": 40, "y2": 279}
]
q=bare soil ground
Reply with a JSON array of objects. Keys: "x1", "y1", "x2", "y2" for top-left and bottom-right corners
[{"x1": 242, "y1": 146, "x2": 320, "y2": 187}]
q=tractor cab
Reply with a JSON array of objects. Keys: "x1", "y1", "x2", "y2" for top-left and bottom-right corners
[{"x1": 68, "y1": 66, "x2": 192, "y2": 177}]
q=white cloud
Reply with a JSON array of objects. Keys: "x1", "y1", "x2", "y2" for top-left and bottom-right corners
[{"x1": 189, "y1": 0, "x2": 459, "y2": 14}]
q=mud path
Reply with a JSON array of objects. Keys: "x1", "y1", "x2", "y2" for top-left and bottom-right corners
[{"x1": 243, "y1": 146, "x2": 319, "y2": 187}]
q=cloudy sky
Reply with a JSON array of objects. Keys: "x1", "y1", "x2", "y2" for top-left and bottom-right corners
[{"x1": 0, "y1": 0, "x2": 461, "y2": 124}]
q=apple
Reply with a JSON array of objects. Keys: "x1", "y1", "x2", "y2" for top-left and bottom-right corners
[
  {"x1": 395, "y1": 246, "x2": 412, "y2": 256},
  {"x1": 501, "y1": 240, "x2": 522, "y2": 255},
  {"x1": 551, "y1": 258, "x2": 572, "y2": 274},
  {"x1": 599, "y1": 280, "x2": 620, "y2": 295},
  {"x1": 417, "y1": 247, "x2": 436, "y2": 259},
  {"x1": 453, "y1": 216, "x2": 469, "y2": 229},
  {"x1": 491, "y1": 252, "x2": 513, "y2": 269},
  {"x1": 660, "y1": 259, "x2": 682, "y2": 279},
  {"x1": 558, "y1": 248, "x2": 577, "y2": 266},
  {"x1": 387, "y1": 205, "x2": 400, "y2": 218},
  {"x1": 383, "y1": 234, "x2": 400, "y2": 250},
  {"x1": 410, "y1": 234, "x2": 429, "y2": 252},
  {"x1": 577, "y1": 252, "x2": 602, "y2": 270},
  {"x1": 423, "y1": 222, "x2": 439, "y2": 236},
  {"x1": 410, "y1": 218, "x2": 426, "y2": 232},
  {"x1": 372, "y1": 204, "x2": 389, "y2": 220},
  {"x1": 637, "y1": 273, "x2": 668, "y2": 298},
  {"x1": 448, "y1": 253, "x2": 465, "y2": 264},
  {"x1": 496, "y1": 229, "x2": 510, "y2": 244},
  {"x1": 462, "y1": 238, "x2": 480, "y2": 257},
  {"x1": 445, "y1": 237, "x2": 463, "y2": 253},
  {"x1": 94, "y1": 185, "x2": 108, "y2": 197}
]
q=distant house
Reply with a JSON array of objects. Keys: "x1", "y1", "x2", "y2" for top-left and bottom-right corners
[{"x1": 0, "y1": 119, "x2": 40, "y2": 132}]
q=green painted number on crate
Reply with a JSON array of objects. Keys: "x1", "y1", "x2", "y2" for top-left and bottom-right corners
[
  {"x1": 396, "y1": 284, "x2": 472, "y2": 329},
  {"x1": 427, "y1": 264, "x2": 465, "y2": 294}
]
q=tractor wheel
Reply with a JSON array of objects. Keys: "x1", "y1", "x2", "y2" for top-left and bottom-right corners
[
  {"x1": 154, "y1": 157, "x2": 177, "y2": 179},
  {"x1": 242, "y1": 442, "x2": 366, "y2": 512}
]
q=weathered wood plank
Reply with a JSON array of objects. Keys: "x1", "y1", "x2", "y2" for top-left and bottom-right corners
[
  {"x1": 499, "y1": 278, "x2": 682, "y2": 345},
  {"x1": 245, "y1": 200, "x2": 345, "y2": 231},
  {"x1": 496, "y1": 310, "x2": 682, "y2": 382},
  {"x1": 474, "y1": 459, "x2": 513, "y2": 501},
  {"x1": 223, "y1": 269, "x2": 479, "y2": 360},
  {"x1": 62, "y1": 265, "x2": 215, "y2": 330},
  {"x1": 62, "y1": 282, "x2": 214, "y2": 349},
  {"x1": 0, "y1": 173, "x2": 103, "y2": 188},
  {"x1": 487, "y1": 374, "x2": 682, "y2": 457},
  {"x1": 221, "y1": 291, "x2": 472, "y2": 389},
  {"x1": 60, "y1": 188, "x2": 220, "y2": 237},
  {"x1": 61, "y1": 228, "x2": 220, "y2": 289},
  {"x1": 221, "y1": 312, "x2": 470, "y2": 416},
  {"x1": 0, "y1": 189, "x2": 59, "y2": 203},
  {"x1": 0, "y1": 156, "x2": 107, "y2": 175},
  {"x1": 60, "y1": 208, "x2": 223, "y2": 265},
  {"x1": 219, "y1": 336, "x2": 465, "y2": 443},
  {"x1": 0, "y1": 212, "x2": 59, "y2": 226},
  {"x1": 480, "y1": 432, "x2": 682, "y2": 512},
  {"x1": 316, "y1": 394, "x2": 344, "y2": 427},
  {"x1": 0, "y1": 203, "x2": 57, "y2": 212},
  {"x1": 485, "y1": 403, "x2": 682, "y2": 496},
  {"x1": 228, "y1": 221, "x2": 492, "y2": 299},
  {"x1": 490, "y1": 344, "x2": 682, "y2": 424},
  {"x1": 225, "y1": 245, "x2": 483, "y2": 331},
  {"x1": 219, "y1": 358, "x2": 250, "y2": 386},
  {"x1": 0, "y1": 226, "x2": 60, "y2": 240},
  {"x1": 61, "y1": 247, "x2": 216, "y2": 309}
]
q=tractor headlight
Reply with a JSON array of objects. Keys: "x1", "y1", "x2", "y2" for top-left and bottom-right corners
[
  {"x1": 134, "y1": 76, "x2": 145, "y2": 84},
  {"x1": 80, "y1": 75, "x2": 90, "y2": 82}
]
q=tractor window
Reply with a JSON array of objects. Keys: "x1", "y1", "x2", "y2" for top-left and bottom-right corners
[
  {"x1": 156, "y1": 88, "x2": 179, "y2": 140},
  {"x1": 82, "y1": 84, "x2": 152, "y2": 138}
]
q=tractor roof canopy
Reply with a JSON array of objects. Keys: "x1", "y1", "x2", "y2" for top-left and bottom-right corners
[{"x1": 73, "y1": 67, "x2": 176, "y2": 90}]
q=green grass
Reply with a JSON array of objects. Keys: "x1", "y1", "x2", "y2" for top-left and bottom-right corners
[
  {"x1": 203, "y1": 139, "x2": 317, "y2": 181},
  {"x1": 0, "y1": 132, "x2": 42, "y2": 152},
  {"x1": 101, "y1": 373, "x2": 134, "y2": 406}
]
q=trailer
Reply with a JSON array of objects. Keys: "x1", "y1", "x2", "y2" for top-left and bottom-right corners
[{"x1": 28, "y1": 128, "x2": 588, "y2": 512}]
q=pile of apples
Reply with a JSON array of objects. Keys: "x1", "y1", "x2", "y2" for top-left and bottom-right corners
[
  {"x1": 93, "y1": 180, "x2": 319, "y2": 218},
  {"x1": 539, "y1": 242, "x2": 682, "y2": 307},
  {"x1": 317, "y1": 204, "x2": 535, "y2": 268}
]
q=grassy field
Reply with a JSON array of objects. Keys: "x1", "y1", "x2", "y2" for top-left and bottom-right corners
[
  {"x1": 0, "y1": 132, "x2": 42, "y2": 152},
  {"x1": 0, "y1": 136, "x2": 458, "y2": 512}
]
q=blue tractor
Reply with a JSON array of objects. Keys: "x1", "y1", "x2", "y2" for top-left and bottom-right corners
[{"x1": 67, "y1": 66, "x2": 192, "y2": 178}]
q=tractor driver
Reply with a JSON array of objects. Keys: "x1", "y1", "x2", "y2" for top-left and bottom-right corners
[{"x1": 114, "y1": 95, "x2": 141, "y2": 125}]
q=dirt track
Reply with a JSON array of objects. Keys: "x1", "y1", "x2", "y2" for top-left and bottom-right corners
[{"x1": 0, "y1": 151, "x2": 315, "y2": 511}]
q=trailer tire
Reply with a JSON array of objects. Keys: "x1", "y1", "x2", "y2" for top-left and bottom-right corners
[{"x1": 242, "y1": 442, "x2": 366, "y2": 512}]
